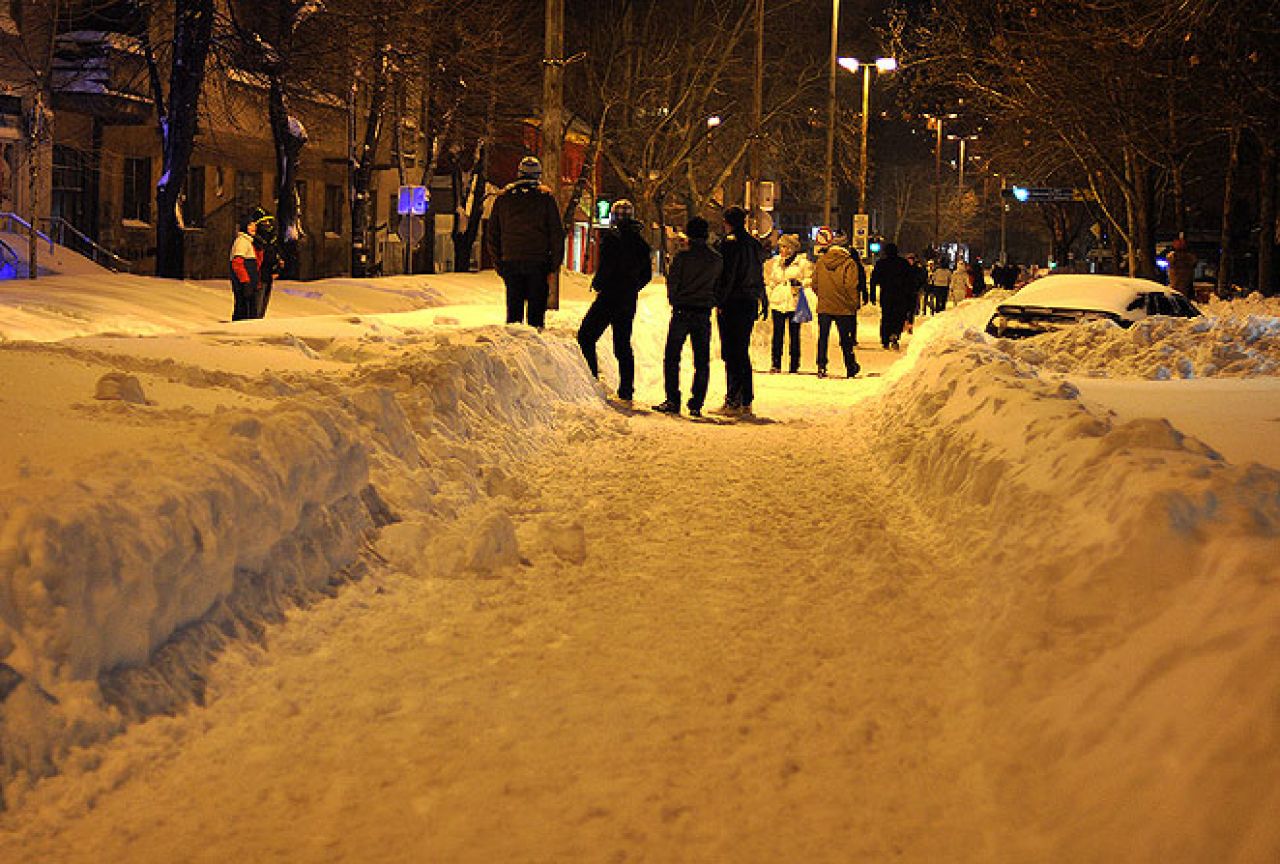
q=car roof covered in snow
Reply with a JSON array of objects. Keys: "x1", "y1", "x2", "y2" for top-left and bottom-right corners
[{"x1": 998, "y1": 274, "x2": 1172, "y2": 313}]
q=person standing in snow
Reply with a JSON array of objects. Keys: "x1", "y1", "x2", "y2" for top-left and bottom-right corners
[
  {"x1": 228, "y1": 214, "x2": 260, "y2": 321},
  {"x1": 949, "y1": 259, "x2": 970, "y2": 306},
  {"x1": 967, "y1": 258, "x2": 987, "y2": 298},
  {"x1": 928, "y1": 259, "x2": 953, "y2": 313},
  {"x1": 486, "y1": 156, "x2": 565, "y2": 329},
  {"x1": 253, "y1": 212, "x2": 282, "y2": 318},
  {"x1": 810, "y1": 228, "x2": 862, "y2": 378},
  {"x1": 713, "y1": 205, "x2": 767, "y2": 416},
  {"x1": 871, "y1": 243, "x2": 916, "y2": 351},
  {"x1": 653, "y1": 216, "x2": 722, "y2": 417},
  {"x1": 763, "y1": 233, "x2": 812, "y2": 374},
  {"x1": 577, "y1": 199, "x2": 652, "y2": 404},
  {"x1": 1166, "y1": 238, "x2": 1198, "y2": 298}
]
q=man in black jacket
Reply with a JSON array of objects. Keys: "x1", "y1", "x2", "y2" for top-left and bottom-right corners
[
  {"x1": 714, "y1": 206, "x2": 767, "y2": 416},
  {"x1": 577, "y1": 199, "x2": 652, "y2": 402},
  {"x1": 870, "y1": 243, "x2": 917, "y2": 351},
  {"x1": 486, "y1": 156, "x2": 565, "y2": 329},
  {"x1": 653, "y1": 217, "x2": 722, "y2": 417}
]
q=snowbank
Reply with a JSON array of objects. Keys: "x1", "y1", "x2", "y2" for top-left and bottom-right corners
[{"x1": 868, "y1": 335, "x2": 1280, "y2": 860}]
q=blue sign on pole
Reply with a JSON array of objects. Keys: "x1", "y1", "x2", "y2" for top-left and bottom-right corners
[{"x1": 412, "y1": 186, "x2": 429, "y2": 215}]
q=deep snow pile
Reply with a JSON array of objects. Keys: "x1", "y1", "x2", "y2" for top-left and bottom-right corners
[
  {"x1": 868, "y1": 333, "x2": 1280, "y2": 860},
  {"x1": 991, "y1": 292, "x2": 1280, "y2": 379}
]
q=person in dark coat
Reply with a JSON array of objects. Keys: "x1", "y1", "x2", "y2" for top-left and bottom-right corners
[
  {"x1": 870, "y1": 243, "x2": 917, "y2": 351},
  {"x1": 486, "y1": 156, "x2": 565, "y2": 329},
  {"x1": 653, "y1": 217, "x2": 722, "y2": 417},
  {"x1": 228, "y1": 213, "x2": 259, "y2": 321},
  {"x1": 713, "y1": 206, "x2": 767, "y2": 416},
  {"x1": 253, "y1": 213, "x2": 282, "y2": 318},
  {"x1": 577, "y1": 199, "x2": 652, "y2": 402}
]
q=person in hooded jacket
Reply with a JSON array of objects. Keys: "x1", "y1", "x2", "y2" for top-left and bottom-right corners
[
  {"x1": 713, "y1": 206, "x2": 767, "y2": 415},
  {"x1": 763, "y1": 233, "x2": 813, "y2": 373},
  {"x1": 228, "y1": 213, "x2": 260, "y2": 321},
  {"x1": 871, "y1": 243, "x2": 917, "y2": 351},
  {"x1": 253, "y1": 213, "x2": 282, "y2": 318},
  {"x1": 577, "y1": 199, "x2": 652, "y2": 403},
  {"x1": 486, "y1": 156, "x2": 565, "y2": 329},
  {"x1": 653, "y1": 216, "x2": 722, "y2": 417},
  {"x1": 810, "y1": 228, "x2": 863, "y2": 378}
]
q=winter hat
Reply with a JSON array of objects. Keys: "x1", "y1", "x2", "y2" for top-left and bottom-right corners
[
  {"x1": 778, "y1": 233, "x2": 801, "y2": 252},
  {"x1": 814, "y1": 227, "x2": 834, "y2": 248},
  {"x1": 685, "y1": 216, "x2": 709, "y2": 240},
  {"x1": 610, "y1": 198, "x2": 636, "y2": 224},
  {"x1": 518, "y1": 156, "x2": 543, "y2": 180},
  {"x1": 723, "y1": 205, "x2": 747, "y2": 229}
]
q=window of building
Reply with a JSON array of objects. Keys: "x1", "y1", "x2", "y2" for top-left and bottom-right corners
[
  {"x1": 122, "y1": 156, "x2": 151, "y2": 223},
  {"x1": 324, "y1": 184, "x2": 343, "y2": 235},
  {"x1": 181, "y1": 165, "x2": 205, "y2": 228},
  {"x1": 236, "y1": 170, "x2": 263, "y2": 223}
]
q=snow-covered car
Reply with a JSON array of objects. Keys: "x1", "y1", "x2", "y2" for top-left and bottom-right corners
[{"x1": 984, "y1": 274, "x2": 1200, "y2": 339}]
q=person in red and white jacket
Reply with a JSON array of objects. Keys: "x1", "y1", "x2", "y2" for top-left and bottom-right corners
[{"x1": 228, "y1": 213, "x2": 261, "y2": 321}]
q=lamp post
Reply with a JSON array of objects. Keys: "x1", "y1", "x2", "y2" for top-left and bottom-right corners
[
  {"x1": 948, "y1": 132, "x2": 979, "y2": 189},
  {"x1": 823, "y1": 0, "x2": 840, "y2": 229},
  {"x1": 838, "y1": 56, "x2": 895, "y2": 217},
  {"x1": 924, "y1": 112, "x2": 957, "y2": 253}
]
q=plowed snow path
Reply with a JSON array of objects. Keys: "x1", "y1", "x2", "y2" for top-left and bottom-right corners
[{"x1": 5, "y1": 408, "x2": 996, "y2": 863}]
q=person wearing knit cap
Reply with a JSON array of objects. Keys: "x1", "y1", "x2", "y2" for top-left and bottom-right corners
[
  {"x1": 810, "y1": 227, "x2": 863, "y2": 378},
  {"x1": 486, "y1": 156, "x2": 565, "y2": 329},
  {"x1": 763, "y1": 233, "x2": 813, "y2": 373},
  {"x1": 713, "y1": 205, "x2": 768, "y2": 416}
]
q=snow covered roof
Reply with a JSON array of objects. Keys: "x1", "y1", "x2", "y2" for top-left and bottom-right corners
[{"x1": 999, "y1": 274, "x2": 1172, "y2": 314}]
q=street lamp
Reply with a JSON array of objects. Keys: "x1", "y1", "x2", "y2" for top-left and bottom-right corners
[
  {"x1": 947, "y1": 132, "x2": 979, "y2": 189},
  {"x1": 923, "y1": 112, "x2": 957, "y2": 252},
  {"x1": 838, "y1": 56, "x2": 896, "y2": 216},
  {"x1": 823, "y1": 0, "x2": 840, "y2": 229}
]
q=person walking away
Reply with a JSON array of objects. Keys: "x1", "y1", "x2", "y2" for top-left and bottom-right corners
[
  {"x1": 228, "y1": 215, "x2": 259, "y2": 321},
  {"x1": 713, "y1": 206, "x2": 767, "y2": 415},
  {"x1": 871, "y1": 243, "x2": 916, "y2": 351},
  {"x1": 949, "y1": 259, "x2": 970, "y2": 307},
  {"x1": 253, "y1": 212, "x2": 282, "y2": 318},
  {"x1": 764, "y1": 233, "x2": 813, "y2": 373},
  {"x1": 967, "y1": 258, "x2": 987, "y2": 298},
  {"x1": 577, "y1": 199, "x2": 652, "y2": 403},
  {"x1": 486, "y1": 156, "x2": 565, "y2": 329},
  {"x1": 810, "y1": 228, "x2": 862, "y2": 378},
  {"x1": 904, "y1": 251, "x2": 928, "y2": 328},
  {"x1": 1167, "y1": 238, "x2": 1198, "y2": 298},
  {"x1": 653, "y1": 217, "x2": 722, "y2": 417},
  {"x1": 928, "y1": 259, "x2": 952, "y2": 313}
]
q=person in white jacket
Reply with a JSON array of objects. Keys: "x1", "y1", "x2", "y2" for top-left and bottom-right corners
[
  {"x1": 948, "y1": 259, "x2": 971, "y2": 306},
  {"x1": 763, "y1": 233, "x2": 813, "y2": 373}
]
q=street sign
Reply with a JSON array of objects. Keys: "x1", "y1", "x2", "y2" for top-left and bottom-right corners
[
  {"x1": 397, "y1": 213, "x2": 426, "y2": 245},
  {"x1": 398, "y1": 185, "x2": 429, "y2": 215},
  {"x1": 1006, "y1": 186, "x2": 1095, "y2": 203},
  {"x1": 852, "y1": 213, "x2": 870, "y2": 257},
  {"x1": 758, "y1": 181, "x2": 776, "y2": 211}
]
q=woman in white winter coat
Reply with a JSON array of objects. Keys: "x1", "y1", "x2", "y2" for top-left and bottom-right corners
[
  {"x1": 763, "y1": 233, "x2": 813, "y2": 373},
  {"x1": 948, "y1": 260, "x2": 971, "y2": 306}
]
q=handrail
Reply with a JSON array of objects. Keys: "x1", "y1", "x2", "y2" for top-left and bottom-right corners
[
  {"x1": 0, "y1": 212, "x2": 55, "y2": 253},
  {"x1": 39, "y1": 216, "x2": 133, "y2": 272},
  {"x1": 0, "y1": 236, "x2": 18, "y2": 269}
]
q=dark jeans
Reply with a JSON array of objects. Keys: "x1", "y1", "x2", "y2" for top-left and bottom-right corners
[
  {"x1": 881, "y1": 299, "x2": 913, "y2": 346},
  {"x1": 816, "y1": 313, "x2": 859, "y2": 375},
  {"x1": 931, "y1": 287, "x2": 949, "y2": 313},
  {"x1": 502, "y1": 266, "x2": 550, "y2": 328},
  {"x1": 770, "y1": 309, "x2": 801, "y2": 371},
  {"x1": 257, "y1": 276, "x2": 274, "y2": 319},
  {"x1": 663, "y1": 306, "x2": 712, "y2": 410},
  {"x1": 718, "y1": 297, "x2": 757, "y2": 407},
  {"x1": 578, "y1": 293, "x2": 638, "y2": 400},
  {"x1": 228, "y1": 263, "x2": 258, "y2": 321}
]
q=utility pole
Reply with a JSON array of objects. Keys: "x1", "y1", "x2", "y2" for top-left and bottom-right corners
[
  {"x1": 933, "y1": 116, "x2": 943, "y2": 253},
  {"x1": 823, "y1": 0, "x2": 839, "y2": 229},
  {"x1": 858, "y1": 63, "x2": 870, "y2": 215},
  {"x1": 749, "y1": 0, "x2": 764, "y2": 233}
]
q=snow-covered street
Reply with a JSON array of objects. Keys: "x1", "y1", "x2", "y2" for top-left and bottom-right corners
[{"x1": 1, "y1": 270, "x2": 1278, "y2": 862}]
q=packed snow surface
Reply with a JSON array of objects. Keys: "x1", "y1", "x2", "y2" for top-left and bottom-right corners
[{"x1": 0, "y1": 266, "x2": 1277, "y2": 863}]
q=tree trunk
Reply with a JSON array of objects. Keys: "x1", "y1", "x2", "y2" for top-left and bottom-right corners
[
  {"x1": 350, "y1": 49, "x2": 390, "y2": 278},
  {"x1": 269, "y1": 77, "x2": 307, "y2": 280},
  {"x1": 155, "y1": 0, "x2": 215, "y2": 279},
  {"x1": 563, "y1": 110, "x2": 607, "y2": 232},
  {"x1": 1258, "y1": 141, "x2": 1275, "y2": 297},
  {"x1": 1217, "y1": 124, "x2": 1241, "y2": 298},
  {"x1": 453, "y1": 142, "x2": 488, "y2": 273}
]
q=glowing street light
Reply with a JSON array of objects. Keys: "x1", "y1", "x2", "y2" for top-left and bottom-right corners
[{"x1": 838, "y1": 56, "x2": 897, "y2": 214}]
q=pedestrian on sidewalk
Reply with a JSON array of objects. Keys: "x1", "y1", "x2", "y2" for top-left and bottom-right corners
[
  {"x1": 253, "y1": 212, "x2": 282, "y2": 318},
  {"x1": 928, "y1": 258, "x2": 952, "y2": 313},
  {"x1": 872, "y1": 243, "x2": 917, "y2": 351},
  {"x1": 810, "y1": 227, "x2": 862, "y2": 378},
  {"x1": 1167, "y1": 239, "x2": 1198, "y2": 298},
  {"x1": 949, "y1": 259, "x2": 970, "y2": 306},
  {"x1": 228, "y1": 213, "x2": 260, "y2": 321},
  {"x1": 577, "y1": 199, "x2": 652, "y2": 403},
  {"x1": 653, "y1": 217, "x2": 722, "y2": 417},
  {"x1": 713, "y1": 206, "x2": 767, "y2": 416},
  {"x1": 764, "y1": 233, "x2": 812, "y2": 374},
  {"x1": 486, "y1": 156, "x2": 565, "y2": 329}
]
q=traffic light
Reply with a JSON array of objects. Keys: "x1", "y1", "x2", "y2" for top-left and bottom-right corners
[
  {"x1": 595, "y1": 198, "x2": 611, "y2": 224},
  {"x1": 868, "y1": 237, "x2": 883, "y2": 254}
]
